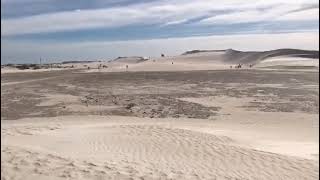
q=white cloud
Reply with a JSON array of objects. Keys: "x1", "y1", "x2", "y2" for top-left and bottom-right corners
[
  {"x1": 275, "y1": 8, "x2": 319, "y2": 21},
  {"x1": 198, "y1": 4, "x2": 318, "y2": 25},
  {"x1": 1, "y1": 0, "x2": 318, "y2": 36},
  {"x1": 199, "y1": 10, "x2": 269, "y2": 24},
  {"x1": 161, "y1": 19, "x2": 188, "y2": 26}
]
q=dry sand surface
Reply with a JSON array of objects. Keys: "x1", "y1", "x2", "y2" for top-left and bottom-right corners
[
  {"x1": 1, "y1": 114, "x2": 319, "y2": 180},
  {"x1": 1, "y1": 67, "x2": 69, "y2": 74},
  {"x1": 1, "y1": 56, "x2": 319, "y2": 179}
]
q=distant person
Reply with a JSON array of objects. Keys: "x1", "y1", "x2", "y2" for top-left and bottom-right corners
[
  {"x1": 126, "y1": 65, "x2": 128, "y2": 71},
  {"x1": 172, "y1": 61, "x2": 173, "y2": 64},
  {"x1": 230, "y1": 65, "x2": 232, "y2": 69}
]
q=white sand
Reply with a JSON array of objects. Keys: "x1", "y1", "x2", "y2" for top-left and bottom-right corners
[
  {"x1": 2, "y1": 95, "x2": 319, "y2": 179},
  {"x1": 256, "y1": 56, "x2": 319, "y2": 68},
  {"x1": 2, "y1": 115, "x2": 318, "y2": 180},
  {"x1": 1, "y1": 67, "x2": 67, "y2": 74},
  {"x1": 179, "y1": 96, "x2": 319, "y2": 160}
]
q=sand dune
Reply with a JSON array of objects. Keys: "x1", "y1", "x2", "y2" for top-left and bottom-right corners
[
  {"x1": 109, "y1": 56, "x2": 149, "y2": 64},
  {"x1": 87, "y1": 48, "x2": 319, "y2": 72},
  {"x1": 256, "y1": 57, "x2": 319, "y2": 68},
  {"x1": 220, "y1": 48, "x2": 318, "y2": 64},
  {"x1": 2, "y1": 49, "x2": 318, "y2": 74},
  {"x1": 181, "y1": 48, "x2": 318, "y2": 62},
  {"x1": 1, "y1": 115, "x2": 319, "y2": 180}
]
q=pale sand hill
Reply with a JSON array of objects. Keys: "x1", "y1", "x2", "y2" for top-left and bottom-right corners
[
  {"x1": 1, "y1": 115, "x2": 318, "y2": 180},
  {"x1": 83, "y1": 49, "x2": 319, "y2": 72},
  {"x1": 2, "y1": 49, "x2": 318, "y2": 74},
  {"x1": 109, "y1": 56, "x2": 149, "y2": 64},
  {"x1": 256, "y1": 56, "x2": 319, "y2": 68}
]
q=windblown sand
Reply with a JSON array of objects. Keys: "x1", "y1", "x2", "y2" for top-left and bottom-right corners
[
  {"x1": 2, "y1": 95, "x2": 319, "y2": 179},
  {"x1": 1, "y1": 63, "x2": 319, "y2": 179},
  {"x1": 1, "y1": 114, "x2": 318, "y2": 180}
]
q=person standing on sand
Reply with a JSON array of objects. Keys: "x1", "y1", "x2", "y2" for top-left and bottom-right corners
[{"x1": 126, "y1": 65, "x2": 128, "y2": 71}]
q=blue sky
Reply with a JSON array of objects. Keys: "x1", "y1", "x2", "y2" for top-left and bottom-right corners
[{"x1": 1, "y1": 0, "x2": 319, "y2": 64}]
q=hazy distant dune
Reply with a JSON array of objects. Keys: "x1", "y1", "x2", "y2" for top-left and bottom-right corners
[
  {"x1": 181, "y1": 48, "x2": 319, "y2": 65},
  {"x1": 110, "y1": 56, "x2": 149, "y2": 64},
  {"x1": 2, "y1": 49, "x2": 318, "y2": 74}
]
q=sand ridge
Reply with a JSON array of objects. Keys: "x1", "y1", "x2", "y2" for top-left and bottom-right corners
[
  {"x1": 2, "y1": 49, "x2": 318, "y2": 74},
  {"x1": 1, "y1": 116, "x2": 319, "y2": 180}
]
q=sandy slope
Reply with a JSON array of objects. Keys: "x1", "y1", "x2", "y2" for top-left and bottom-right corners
[
  {"x1": 83, "y1": 49, "x2": 319, "y2": 72},
  {"x1": 2, "y1": 49, "x2": 318, "y2": 74},
  {"x1": 256, "y1": 56, "x2": 319, "y2": 68},
  {"x1": 1, "y1": 114, "x2": 319, "y2": 180}
]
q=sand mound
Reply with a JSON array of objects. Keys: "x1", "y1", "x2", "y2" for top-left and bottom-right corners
[
  {"x1": 256, "y1": 56, "x2": 319, "y2": 69},
  {"x1": 180, "y1": 48, "x2": 319, "y2": 65},
  {"x1": 109, "y1": 49, "x2": 319, "y2": 72},
  {"x1": 2, "y1": 49, "x2": 318, "y2": 74},
  {"x1": 2, "y1": 116, "x2": 319, "y2": 180},
  {"x1": 109, "y1": 56, "x2": 149, "y2": 64}
]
